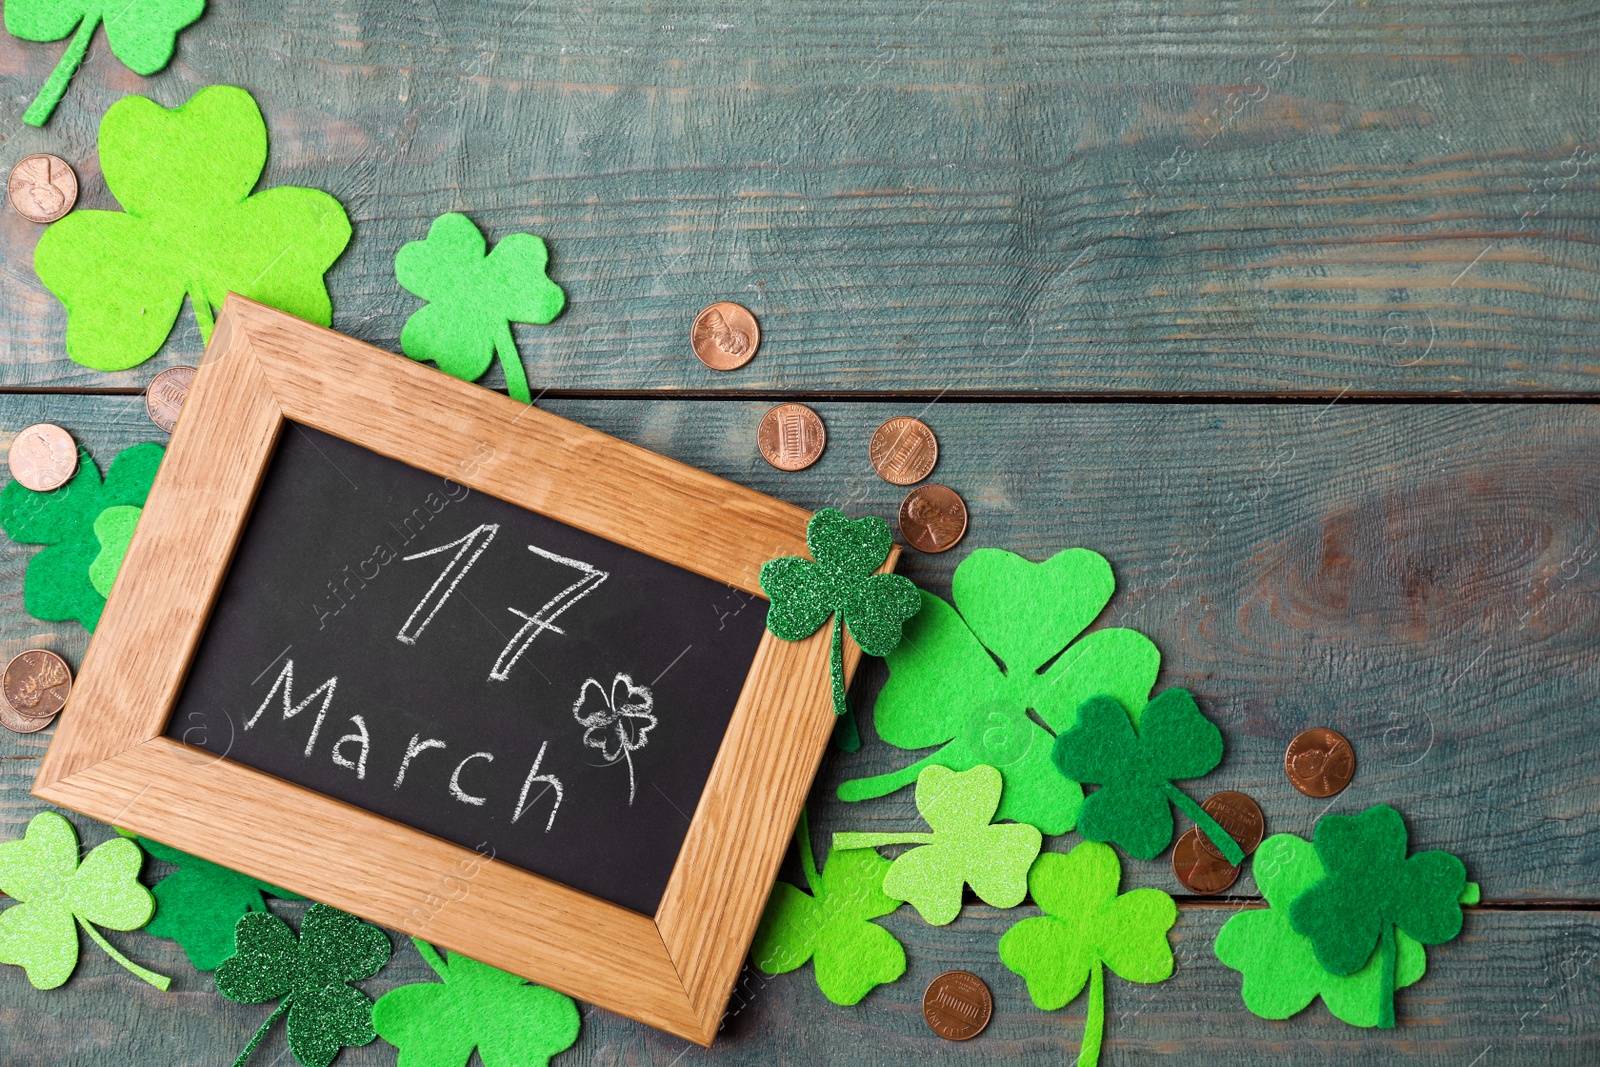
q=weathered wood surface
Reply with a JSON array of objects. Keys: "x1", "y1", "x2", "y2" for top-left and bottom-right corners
[{"x1": 3, "y1": 1, "x2": 1599, "y2": 394}]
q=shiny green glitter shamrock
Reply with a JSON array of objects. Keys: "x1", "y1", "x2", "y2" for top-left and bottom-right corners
[
  {"x1": 1215, "y1": 831, "x2": 1479, "y2": 1027},
  {"x1": 750, "y1": 809, "x2": 906, "y2": 1005},
  {"x1": 1286, "y1": 804, "x2": 1468, "y2": 1028},
  {"x1": 373, "y1": 938, "x2": 580, "y2": 1067},
  {"x1": 0, "y1": 441, "x2": 163, "y2": 632},
  {"x1": 215, "y1": 903, "x2": 392, "y2": 1067},
  {"x1": 833, "y1": 764, "x2": 1042, "y2": 926},
  {"x1": 395, "y1": 212, "x2": 566, "y2": 404},
  {"x1": 839, "y1": 548, "x2": 1159, "y2": 834},
  {"x1": 0, "y1": 811, "x2": 169, "y2": 990},
  {"x1": 760, "y1": 508, "x2": 921, "y2": 719},
  {"x1": 137, "y1": 837, "x2": 303, "y2": 971},
  {"x1": 1052, "y1": 689, "x2": 1243, "y2": 865},
  {"x1": 998, "y1": 841, "x2": 1175, "y2": 1067}
]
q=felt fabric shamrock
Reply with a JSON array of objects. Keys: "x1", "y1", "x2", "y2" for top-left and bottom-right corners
[
  {"x1": 6, "y1": 0, "x2": 206, "y2": 126},
  {"x1": 1215, "y1": 831, "x2": 1479, "y2": 1027},
  {"x1": 0, "y1": 441, "x2": 163, "y2": 631},
  {"x1": 750, "y1": 809, "x2": 906, "y2": 1005},
  {"x1": 395, "y1": 212, "x2": 566, "y2": 404},
  {"x1": 833, "y1": 764, "x2": 1042, "y2": 926},
  {"x1": 0, "y1": 811, "x2": 169, "y2": 990},
  {"x1": 216, "y1": 903, "x2": 392, "y2": 1067},
  {"x1": 760, "y1": 508, "x2": 921, "y2": 719},
  {"x1": 1285, "y1": 804, "x2": 1468, "y2": 1028},
  {"x1": 571, "y1": 672, "x2": 656, "y2": 804},
  {"x1": 137, "y1": 837, "x2": 303, "y2": 971},
  {"x1": 1052, "y1": 689, "x2": 1243, "y2": 865},
  {"x1": 33, "y1": 85, "x2": 352, "y2": 371},
  {"x1": 998, "y1": 842, "x2": 1176, "y2": 1067},
  {"x1": 839, "y1": 547, "x2": 1159, "y2": 835},
  {"x1": 373, "y1": 938, "x2": 580, "y2": 1067}
]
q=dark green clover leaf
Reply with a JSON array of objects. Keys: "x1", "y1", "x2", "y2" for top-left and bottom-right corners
[
  {"x1": 216, "y1": 903, "x2": 392, "y2": 1067},
  {"x1": 750, "y1": 809, "x2": 906, "y2": 1005},
  {"x1": 839, "y1": 548, "x2": 1159, "y2": 834},
  {"x1": 760, "y1": 508, "x2": 921, "y2": 719},
  {"x1": 1052, "y1": 689, "x2": 1243, "y2": 865},
  {"x1": 137, "y1": 837, "x2": 303, "y2": 971},
  {"x1": 1287, "y1": 804, "x2": 1467, "y2": 1028}
]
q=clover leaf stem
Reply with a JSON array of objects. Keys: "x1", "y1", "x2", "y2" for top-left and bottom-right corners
[
  {"x1": 411, "y1": 937, "x2": 450, "y2": 981},
  {"x1": 233, "y1": 998, "x2": 292, "y2": 1067},
  {"x1": 830, "y1": 831, "x2": 936, "y2": 851},
  {"x1": 22, "y1": 13, "x2": 100, "y2": 127},
  {"x1": 796, "y1": 809, "x2": 821, "y2": 895},
  {"x1": 190, "y1": 282, "x2": 217, "y2": 345},
  {"x1": 1158, "y1": 780, "x2": 1244, "y2": 866},
  {"x1": 76, "y1": 917, "x2": 171, "y2": 991},
  {"x1": 836, "y1": 750, "x2": 944, "y2": 802},
  {"x1": 1377, "y1": 922, "x2": 1397, "y2": 1029},
  {"x1": 495, "y1": 321, "x2": 532, "y2": 404},
  {"x1": 1078, "y1": 959, "x2": 1105, "y2": 1067},
  {"x1": 829, "y1": 613, "x2": 847, "y2": 717}
]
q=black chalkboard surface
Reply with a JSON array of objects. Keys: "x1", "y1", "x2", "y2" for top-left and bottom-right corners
[{"x1": 169, "y1": 423, "x2": 769, "y2": 915}]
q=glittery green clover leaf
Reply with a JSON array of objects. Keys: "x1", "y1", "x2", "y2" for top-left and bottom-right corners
[
  {"x1": 6, "y1": 0, "x2": 206, "y2": 126},
  {"x1": 0, "y1": 811, "x2": 169, "y2": 990},
  {"x1": 760, "y1": 508, "x2": 922, "y2": 719},
  {"x1": 0, "y1": 441, "x2": 163, "y2": 631},
  {"x1": 395, "y1": 212, "x2": 566, "y2": 405},
  {"x1": 1286, "y1": 804, "x2": 1468, "y2": 1029},
  {"x1": 750, "y1": 809, "x2": 906, "y2": 1005},
  {"x1": 998, "y1": 842, "x2": 1175, "y2": 1067},
  {"x1": 215, "y1": 903, "x2": 392, "y2": 1067},
  {"x1": 839, "y1": 547, "x2": 1160, "y2": 835},
  {"x1": 373, "y1": 938, "x2": 580, "y2": 1067},
  {"x1": 137, "y1": 837, "x2": 303, "y2": 971},
  {"x1": 1215, "y1": 832, "x2": 1479, "y2": 1027},
  {"x1": 33, "y1": 85, "x2": 352, "y2": 371},
  {"x1": 1052, "y1": 689, "x2": 1243, "y2": 865},
  {"x1": 833, "y1": 764, "x2": 1042, "y2": 926}
]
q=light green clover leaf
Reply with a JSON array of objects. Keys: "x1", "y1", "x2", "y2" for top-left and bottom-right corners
[
  {"x1": 137, "y1": 837, "x2": 303, "y2": 971},
  {"x1": 88, "y1": 504, "x2": 140, "y2": 596},
  {"x1": 833, "y1": 764, "x2": 1042, "y2": 926}
]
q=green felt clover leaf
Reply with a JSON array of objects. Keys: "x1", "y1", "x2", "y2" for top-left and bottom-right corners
[
  {"x1": 839, "y1": 547, "x2": 1160, "y2": 834},
  {"x1": 0, "y1": 441, "x2": 163, "y2": 631},
  {"x1": 215, "y1": 903, "x2": 392, "y2": 1067},
  {"x1": 0, "y1": 811, "x2": 169, "y2": 990},
  {"x1": 137, "y1": 837, "x2": 303, "y2": 971},
  {"x1": 1286, "y1": 804, "x2": 1468, "y2": 1029},
  {"x1": 749, "y1": 809, "x2": 906, "y2": 1005},
  {"x1": 1215, "y1": 832, "x2": 1479, "y2": 1027},
  {"x1": 833, "y1": 764, "x2": 1042, "y2": 926},
  {"x1": 373, "y1": 938, "x2": 580, "y2": 1067},
  {"x1": 88, "y1": 503, "x2": 140, "y2": 596},
  {"x1": 760, "y1": 508, "x2": 922, "y2": 719},
  {"x1": 998, "y1": 842, "x2": 1175, "y2": 1067},
  {"x1": 395, "y1": 212, "x2": 566, "y2": 405},
  {"x1": 1052, "y1": 689, "x2": 1243, "y2": 865},
  {"x1": 33, "y1": 85, "x2": 352, "y2": 371},
  {"x1": 6, "y1": 0, "x2": 206, "y2": 126}
]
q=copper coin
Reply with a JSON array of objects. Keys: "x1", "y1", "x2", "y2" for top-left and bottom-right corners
[
  {"x1": 1286, "y1": 727, "x2": 1356, "y2": 798},
  {"x1": 0, "y1": 691, "x2": 53, "y2": 734},
  {"x1": 899, "y1": 484, "x2": 968, "y2": 553},
  {"x1": 7, "y1": 154, "x2": 78, "y2": 224},
  {"x1": 1172, "y1": 827, "x2": 1241, "y2": 894},
  {"x1": 3, "y1": 650, "x2": 73, "y2": 721},
  {"x1": 146, "y1": 366, "x2": 198, "y2": 433},
  {"x1": 690, "y1": 302, "x2": 760, "y2": 370},
  {"x1": 869, "y1": 417, "x2": 939, "y2": 485},
  {"x1": 8, "y1": 423, "x2": 78, "y2": 491},
  {"x1": 1195, "y1": 790, "x2": 1265, "y2": 862},
  {"x1": 757, "y1": 403, "x2": 826, "y2": 471},
  {"x1": 922, "y1": 970, "x2": 993, "y2": 1041}
]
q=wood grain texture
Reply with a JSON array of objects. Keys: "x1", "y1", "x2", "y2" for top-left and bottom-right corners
[{"x1": 1, "y1": 1, "x2": 1597, "y2": 394}]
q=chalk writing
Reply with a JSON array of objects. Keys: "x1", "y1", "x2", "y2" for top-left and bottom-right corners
[
  {"x1": 573, "y1": 673, "x2": 657, "y2": 804},
  {"x1": 397, "y1": 523, "x2": 500, "y2": 644},
  {"x1": 490, "y1": 545, "x2": 609, "y2": 682},
  {"x1": 246, "y1": 660, "x2": 338, "y2": 757}
]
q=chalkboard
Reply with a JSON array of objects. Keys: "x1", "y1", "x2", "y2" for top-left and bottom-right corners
[{"x1": 169, "y1": 422, "x2": 770, "y2": 915}]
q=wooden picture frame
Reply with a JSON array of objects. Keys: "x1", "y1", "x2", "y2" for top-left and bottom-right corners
[{"x1": 34, "y1": 296, "x2": 892, "y2": 1046}]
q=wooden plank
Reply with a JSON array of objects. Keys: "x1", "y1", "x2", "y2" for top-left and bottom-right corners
[{"x1": 0, "y1": 2, "x2": 1595, "y2": 394}]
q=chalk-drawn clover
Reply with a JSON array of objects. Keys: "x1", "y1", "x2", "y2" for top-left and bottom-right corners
[{"x1": 572, "y1": 673, "x2": 656, "y2": 804}]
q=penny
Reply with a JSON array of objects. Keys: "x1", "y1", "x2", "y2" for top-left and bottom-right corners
[
  {"x1": 1285, "y1": 727, "x2": 1356, "y2": 798},
  {"x1": 869, "y1": 416, "x2": 939, "y2": 485},
  {"x1": 1172, "y1": 827, "x2": 1241, "y2": 895},
  {"x1": 8, "y1": 423, "x2": 78, "y2": 492},
  {"x1": 757, "y1": 403, "x2": 826, "y2": 471},
  {"x1": 146, "y1": 365, "x2": 198, "y2": 433},
  {"x1": 923, "y1": 970, "x2": 993, "y2": 1041},
  {"x1": 0, "y1": 691, "x2": 53, "y2": 734},
  {"x1": 690, "y1": 302, "x2": 760, "y2": 371},
  {"x1": 1195, "y1": 790, "x2": 1265, "y2": 862},
  {"x1": 7, "y1": 154, "x2": 78, "y2": 224},
  {"x1": 3, "y1": 650, "x2": 73, "y2": 722},
  {"x1": 899, "y1": 484, "x2": 968, "y2": 553}
]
